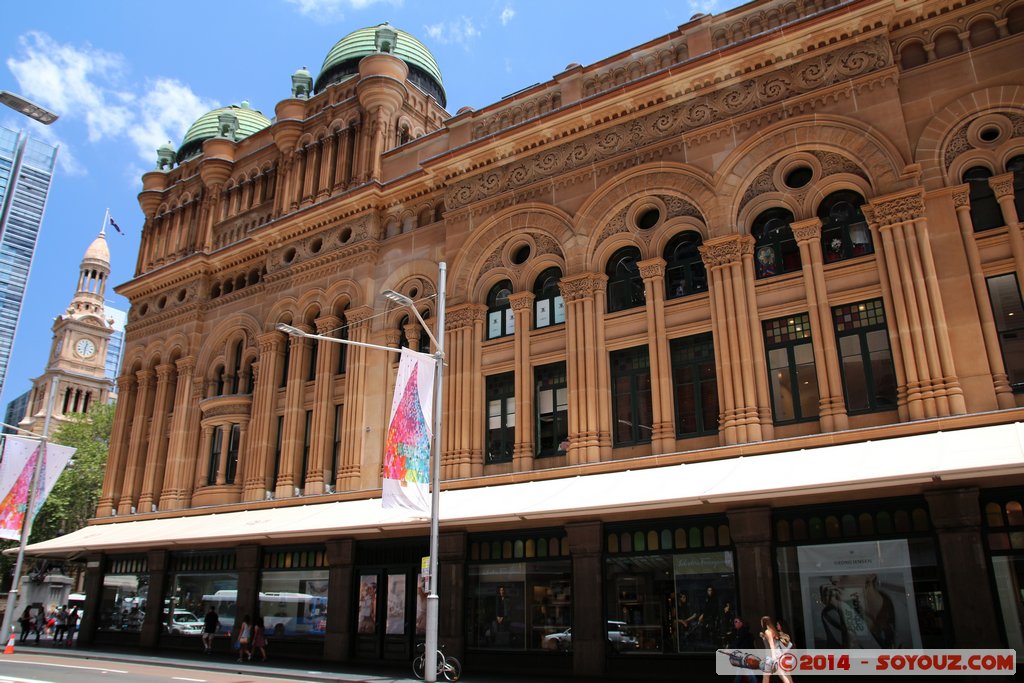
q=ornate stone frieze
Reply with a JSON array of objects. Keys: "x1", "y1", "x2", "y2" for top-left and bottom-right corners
[
  {"x1": 471, "y1": 91, "x2": 563, "y2": 140},
  {"x1": 559, "y1": 273, "x2": 607, "y2": 302},
  {"x1": 664, "y1": 195, "x2": 704, "y2": 221},
  {"x1": 868, "y1": 191, "x2": 925, "y2": 226},
  {"x1": 699, "y1": 236, "x2": 753, "y2": 267},
  {"x1": 740, "y1": 166, "x2": 778, "y2": 210},
  {"x1": 597, "y1": 207, "x2": 630, "y2": 243},
  {"x1": 1010, "y1": 113, "x2": 1024, "y2": 138},
  {"x1": 638, "y1": 258, "x2": 666, "y2": 279},
  {"x1": 534, "y1": 233, "x2": 563, "y2": 258},
  {"x1": 482, "y1": 246, "x2": 504, "y2": 273},
  {"x1": 942, "y1": 125, "x2": 972, "y2": 171},
  {"x1": 444, "y1": 304, "x2": 487, "y2": 330}
]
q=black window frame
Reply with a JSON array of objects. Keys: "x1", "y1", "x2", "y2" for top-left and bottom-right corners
[
  {"x1": 664, "y1": 231, "x2": 707, "y2": 300},
  {"x1": 535, "y1": 362, "x2": 568, "y2": 457},
  {"x1": 752, "y1": 207, "x2": 800, "y2": 279},
  {"x1": 486, "y1": 372, "x2": 516, "y2": 465},
  {"x1": 832, "y1": 299, "x2": 898, "y2": 414},
  {"x1": 669, "y1": 332, "x2": 719, "y2": 438},
  {"x1": 610, "y1": 346, "x2": 653, "y2": 446},
  {"x1": 533, "y1": 267, "x2": 565, "y2": 329},
  {"x1": 964, "y1": 165, "x2": 1003, "y2": 232},
  {"x1": 486, "y1": 280, "x2": 514, "y2": 340},
  {"x1": 987, "y1": 272, "x2": 1024, "y2": 392},
  {"x1": 206, "y1": 425, "x2": 223, "y2": 485},
  {"x1": 606, "y1": 246, "x2": 646, "y2": 313},
  {"x1": 818, "y1": 190, "x2": 873, "y2": 264},
  {"x1": 763, "y1": 313, "x2": 819, "y2": 424}
]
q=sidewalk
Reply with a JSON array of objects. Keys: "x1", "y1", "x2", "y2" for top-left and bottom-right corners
[{"x1": 9, "y1": 640, "x2": 599, "y2": 683}]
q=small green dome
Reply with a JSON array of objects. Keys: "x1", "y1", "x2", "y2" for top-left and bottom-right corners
[
  {"x1": 315, "y1": 23, "x2": 446, "y2": 107},
  {"x1": 177, "y1": 102, "x2": 272, "y2": 162}
]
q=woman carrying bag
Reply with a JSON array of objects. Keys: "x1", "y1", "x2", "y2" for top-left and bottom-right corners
[{"x1": 236, "y1": 615, "x2": 252, "y2": 663}]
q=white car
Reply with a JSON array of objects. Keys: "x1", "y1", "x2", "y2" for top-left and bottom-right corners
[
  {"x1": 541, "y1": 622, "x2": 639, "y2": 653},
  {"x1": 167, "y1": 609, "x2": 204, "y2": 635},
  {"x1": 543, "y1": 627, "x2": 572, "y2": 651}
]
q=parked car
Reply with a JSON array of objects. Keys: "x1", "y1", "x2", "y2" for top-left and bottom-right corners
[
  {"x1": 165, "y1": 609, "x2": 204, "y2": 635},
  {"x1": 541, "y1": 621, "x2": 639, "y2": 653}
]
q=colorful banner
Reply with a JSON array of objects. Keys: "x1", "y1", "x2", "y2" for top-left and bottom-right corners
[
  {"x1": 381, "y1": 348, "x2": 435, "y2": 515},
  {"x1": 0, "y1": 436, "x2": 76, "y2": 541}
]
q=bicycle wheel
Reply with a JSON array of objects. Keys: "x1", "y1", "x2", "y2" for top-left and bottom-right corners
[
  {"x1": 412, "y1": 655, "x2": 425, "y2": 680},
  {"x1": 442, "y1": 655, "x2": 462, "y2": 682}
]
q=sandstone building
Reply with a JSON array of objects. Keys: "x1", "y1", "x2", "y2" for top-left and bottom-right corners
[{"x1": 24, "y1": 0, "x2": 1024, "y2": 678}]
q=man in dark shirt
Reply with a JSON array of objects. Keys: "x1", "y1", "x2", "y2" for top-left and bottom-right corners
[{"x1": 202, "y1": 607, "x2": 220, "y2": 653}]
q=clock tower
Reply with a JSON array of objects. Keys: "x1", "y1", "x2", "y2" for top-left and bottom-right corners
[{"x1": 20, "y1": 228, "x2": 115, "y2": 435}]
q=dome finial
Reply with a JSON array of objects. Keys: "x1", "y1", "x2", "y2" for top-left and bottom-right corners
[{"x1": 375, "y1": 24, "x2": 398, "y2": 54}]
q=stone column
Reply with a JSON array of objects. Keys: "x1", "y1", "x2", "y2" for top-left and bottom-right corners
[
  {"x1": 97, "y1": 374, "x2": 135, "y2": 516},
  {"x1": 727, "y1": 507, "x2": 775, "y2": 624},
  {"x1": 700, "y1": 237, "x2": 767, "y2": 444},
  {"x1": 925, "y1": 488, "x2": 1000, "y2": 647},
  {"x1": 159, "y1": 358, "x2": 199, "y2": 509},
  {"x1": 334, "y1": 128, "x2": 351, "y2": 191},
  {"x1": 291, "y1": 147, "x2": 306, "y2": 211},
  {"x1": 318, "y1": 134, "x2": 335, "y2": 200},
  {"x1": 338, "y1": 308, "x2": 373, "y2": 491},
  {"x1": 325, "y1": 540, "x2": 355, "y2": 661},
  {"x1": 140, "y1": 550, "x2": 168, "y2": 649},
  {"x1": 118, "y1": 369, "x2": 155, "y2": 515},
  {"x1": 245, "y1": 332, "x2": 284, "y2": 499},
  {"x1": 76, "y1": 554, "x2": 105, "y2": 646},
  {"x1": 567, "y1": 521, "x2": 604, "y2": 677},
  {"x1": 277, "y1": 328, "x2": 311, "y2": 497},
  {"x1": 508, "y1": 292, "x2": 535, "y2": 472},
  {"x1": 274, "y1": 154, "x2": 294, "y2": 217},
  {"x1": 638, "y1": 258, "x2": 675, "y2": 452},
  {"x1": 138, "y1": 363, "x2": 176, "y2": 512},
  {"x1": 307, "y1": 315, "x2": 341, "y2": 494},
  {"x1": 439, "y1": 531, "x2": 468, "y2": 658},
  {"x1": 195, "y1": 424, "x2": 215, "y2": 488},
  {"x1": 989, "y1": 173, "x2": 1024, "y2": 290},
  {"x1": 215, "y1": 425, "x2": 231, "y2": 485},
  {"x1": 792, "y1": 218, "x2": 847, "y2": 432},
  {"x1": 443, "y1": 304, "x2": 487, "y2": 478},
  {"x1": 234, "y1": 546, "x2": 261, "y2": 637},
  {"x1": 950, "y1": 187, "x2": 1015, "y2": 408},
  {"x1": 560, "y1": 273, "x2": 608, "y2": 464},
  {"x1": 864, "y1": 190, "x2": 966, "y2": 419}
]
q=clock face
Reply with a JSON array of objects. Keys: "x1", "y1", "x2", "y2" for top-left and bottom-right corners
[{"x1": 75, "y1": 338, "x2": 96, "y2": 358}]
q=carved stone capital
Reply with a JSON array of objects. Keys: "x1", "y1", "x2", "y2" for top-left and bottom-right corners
[
  {"x1": 508, "y1": 291, "x2": 535, "y2": 312},
  {"x1": 155, "y1": 363, "x2": 176, "y2": 382},
  {"x1": 315, "y1": 315, "x2": 342, "y2": 335},
  {"x1": 989, "y1": 173, "x2": 1015, "y2": 200},
  {"x1": 175, "y1": 356, "x2": 196, "y2": 375},
  {"x1": 637, "y1": 257, "x2": 666, "y2": 280},
  {"x1": 445, "y1": 303, "x2": 487, "y2": 330},
  {"x1": 257, "y1": 332, "x2": 283, "y2": 354},
  {"x1": 345, "y1": 306, "x2": 375, "y2": 328},
  {"x1": 951, "y1": 187, "x2": 970, "y2": 210},
  {"x1": 700, "y1": 235, "x2": 753, "y2": 267},
  {"x1": 559, "y1": 272, "x2": 607, "y2": 302},
  {"x1": 383, "y1": 330, "x2": 402, "y2": 347},
  {"x1": 135, "y1": 369, "x2": 156, "y2": 388},
  {"x1": 867, "y1": 189, "x2": 925, "y2": 226},
  {"x1": 791, "y1": 217, "x2": 822, "y2": 243},
  {"x1": 116, "y1": 374, "x2": 136, "y2": 391}
]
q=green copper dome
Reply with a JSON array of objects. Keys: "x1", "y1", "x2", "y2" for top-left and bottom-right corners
[
  {"x1": 176, "y1": 102, "x2": 272, "y2": 162},
  {"x1": 315, "y1": 24, "x2": 446, "y2": 107}
]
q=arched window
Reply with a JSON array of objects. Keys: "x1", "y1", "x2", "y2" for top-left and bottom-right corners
[
  {"x1": 418, "y1": 310, "x2": 432, "y2": 354},
  {"x1": 398, "y1": 315, "x2": 410, "y2": 349},
  {"x1": 230, "y1": 340, "x2": 244, "y2": 393},
  {"x1": 752, "y1": 208, "x2": 799, "y2": 278},
  {"x1": 486, "y1": 280, "x2": 514, "y2": 339},
  {"x1": 818, "y1": 191, "x2": 872, "y2": 263},
  {"x1": 606, "y1": 246, "x2": 645, "y2": 312},
  {"x1": 1008, "y1": 155, "x2": 1024, "y2": 222},
  {"x1": 336, "y1": 312, "x2": 348, "y2": 375},
  {"x1": 664, "y1": 231, "x2": 707, "y2": 299},
  {"x1": 533, "y1": 267, "x2": 564, "y2": 328},
  {"x1": 963, "y1": 166, "x2": 1002, "y2": 231}
]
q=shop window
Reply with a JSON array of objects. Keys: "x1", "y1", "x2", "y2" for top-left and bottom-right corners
[
  {"x1": 832, "y1": 299, "x2": 897, "y2": 413},
  {"x1": 606, "y1": 247, "x2": 645, "y2": 313},
  {"x1": 535, "y1": 362, "x2": 568, "y2": 456},
  {"x1": 986, "y1": 273, "x2": 1024, "y2": 392},
  {"x1": 466, "y1": 531, "x2": 570, "y2": 652},
  {"x1": 764, "y1": 313, "x2": 819, "y2": 423},
  {"x1": 610, "y1": 346, "x2": 653, "y2": 446},
  {"x1": 774, "y1": 503, "x2": 946, "y2": 650},
  {"x1": 166, "y1": 552, "x2": 238, "y2": 639},
  {"x1": 963, "y1": 166, "x2": 1003, "y2": 232},
  {"x1": 670, "y1": 333, "x2": 719, "y2": 438},
  {"x1": 752, "y1": 207, "x2": 800, "y2": 279},
  {"x1": 981, "y1": 492, "x2": 1024, "y2": 652},
  {"x1": 486, "y1": 280, "x2": 514, "y2": 339},
  {"x1": 533, "y1": 267, "x2": 564, "y2": 328},
  {"x1": 664, "y1": 231, "x2": 707, "y2": 299},
  {"x1": 819, "y1": 190, "x2": 872, "y2": 263},
  {"x1": 605, "y1": 518, "x2": 735, "y2": 653},
  {"x1": 98, "y1": 556, "x2": 149, "y2": 633},
  {"x1": 486, "y1": 372, "x2": 515, "y2": 464},
  {"x1": 259, "y1": 547, "x2": 328, "y2": 639}
]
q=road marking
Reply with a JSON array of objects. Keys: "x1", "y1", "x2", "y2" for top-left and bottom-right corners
[
  {"x1": 171, "y1": 678, "x2": 206, "y2": 682},
  {"x1": 1, "y1": 660, "x2": 128, "y2": 674},
  {"x1": 0, "y1": 677, "x2": 58, "y2": 683}
]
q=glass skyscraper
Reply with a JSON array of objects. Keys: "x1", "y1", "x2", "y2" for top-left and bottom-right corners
[{"x1": 0, "y1": 126, "x2": 59, "y2": 400}]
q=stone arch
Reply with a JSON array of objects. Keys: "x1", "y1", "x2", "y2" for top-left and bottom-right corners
[
  {"x1": 447, "y1": 203, "x2": 575, "y2": 303},
  {"x1": 377, "y1": 260, "x2": 441, "y2": 330},
  {"x1": 801, "y1": 174, "x2": 875, "y2": 219},
  {"x1": 264, "y1": 295, "x2": 302, "y2": 329},
  {"x1": 718, "y1": 115, "x2": 904, "y2": 224},
  {"x1": 915, "y1": 85, "x2": 1024, "y2": 188},
  {"x1": 324, "y1": 279, "x2": 364, "y2": 317},
  {"x1": 195, "y1": 314, "x2": 262, "y2": 372},
  {"x1": 650, "y1": 217, "x2": 710, "y2": 256}
]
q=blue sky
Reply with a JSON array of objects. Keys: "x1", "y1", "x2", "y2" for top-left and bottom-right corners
[{"x1": 0, "y1": 0, "x2": 738, "y2": 412}]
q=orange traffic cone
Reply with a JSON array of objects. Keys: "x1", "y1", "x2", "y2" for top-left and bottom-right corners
[{"x1": 3, "y1": 629, "x2": 15, "y2": 655}]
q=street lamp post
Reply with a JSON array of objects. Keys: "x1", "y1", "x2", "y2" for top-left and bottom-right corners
[
  {"x1": 277, "y1": 262, "x2": 446, "y2": 681},
  {"x1": 0, "y1": 91, "x2": 58, "y2": 125}
]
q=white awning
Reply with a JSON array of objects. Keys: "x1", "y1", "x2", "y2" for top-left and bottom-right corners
[{"x1": 21, "y1": 421, "x2": 1024, "y2": 558}]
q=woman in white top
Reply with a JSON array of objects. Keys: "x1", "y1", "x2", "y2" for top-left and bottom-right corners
[{"x1": 759, "y1": 616, "x2": 794, "y2": 683}]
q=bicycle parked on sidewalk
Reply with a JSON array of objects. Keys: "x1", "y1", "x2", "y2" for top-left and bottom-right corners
[{"x1": 412, "y1": 642, "x2": 462, "y2": 682}]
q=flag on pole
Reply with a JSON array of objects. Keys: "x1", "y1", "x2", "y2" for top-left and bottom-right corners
[
  {"x1": 0, "y1": 436, "x2": 76, "y2": 541},
  {"x1": 109, "y1": 215, "x2": 124, "y2": 236},
  {"x1": 381, "y1": 348, "x2": 435, "y2": 515}
]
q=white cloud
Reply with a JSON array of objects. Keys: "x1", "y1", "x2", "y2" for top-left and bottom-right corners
[
  {"x1": 423, "y1": 17, "x2": 480, "y2": 46},
  {"x1": 6, "y1": 32, "x2": 215, "y2": 170},
  {"x1": 285, "y1": 0, "x2": 398, "y2": 23},
  {"x1": 500, "y1": 5, "x2": 515, "y2": 26}
]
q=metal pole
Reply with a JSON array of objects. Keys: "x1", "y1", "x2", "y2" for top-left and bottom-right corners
[
  {"x1": 424, "y1": 262, "x2": 446, "y2": 682},
  {"x1": 1, "y1": 376, "x2": 59, "y2": 643}
]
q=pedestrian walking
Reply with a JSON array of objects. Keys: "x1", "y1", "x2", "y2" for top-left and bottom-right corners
[
  {"x1": 52, "y1": 606, "x2": 68, "y2": 645},
  {"x1": 18, "y1": 607, "x2": 32, "y2": 643},
  {"x1": 65, "y1": 607, "x2": 79, "y2": 647},
  {"x1": 202, "y1": 606, "x2": 219, "y2": 654},
  {"x1": 236, "y1": 615, "x2": 251, "y2": 663},
  {"x1": 251, "y1": 617, "x2": 267, "y2": 662}
]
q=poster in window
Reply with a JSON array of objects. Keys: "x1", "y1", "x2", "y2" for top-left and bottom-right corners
[
  {"x1": 554, "y1": 297, "x2": 565, "y2": 324},
  {"x1": 536, "y1": 300, "x2": 550, "y2": 327},
  {"x1": 488, "y1": 311, "x2": 502, "y2": 338},
  {"x1": 797, "y1": 539, "x2": 921, "y2": 649},
  {"x1": 386, "y1": 574, "x2": 406, "y2": 635},
  {"x1": 506, "y1": 308, "x2": 515, "y2": 334},
  {"x1": 357, "y1": 575, "x2": 378, "y2": 634}
]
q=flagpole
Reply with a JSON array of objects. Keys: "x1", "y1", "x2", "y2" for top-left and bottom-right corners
[
  {"x1": 0, "y1": 376, "x2": 59, "y2": 643},
  {"x1": 101, "y1": 208, "x2": 109, "y2": 235}
]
